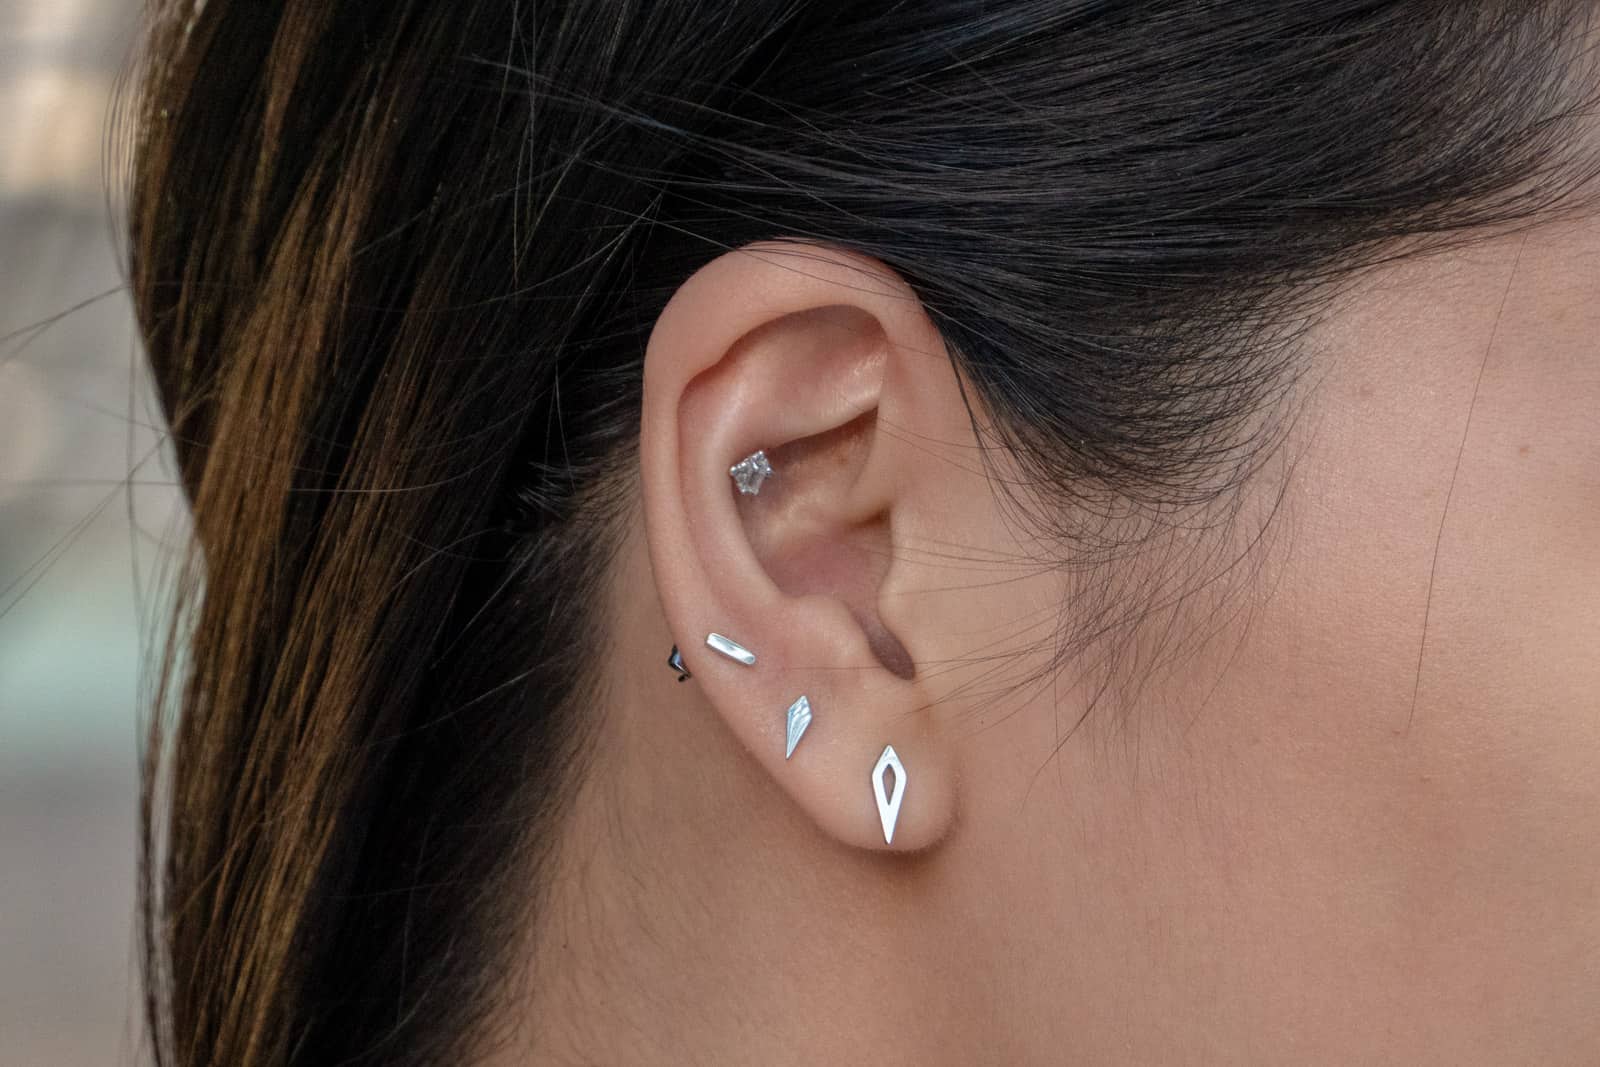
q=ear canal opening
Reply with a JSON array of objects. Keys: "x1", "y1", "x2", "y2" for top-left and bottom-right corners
[{"x1": 858, "y1": 603, "x2": 916, "y2": 681}]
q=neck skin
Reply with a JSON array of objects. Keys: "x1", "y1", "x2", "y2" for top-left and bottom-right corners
[{"x1": 504, "y1": 525, "x2": 988, "y2": 1065}]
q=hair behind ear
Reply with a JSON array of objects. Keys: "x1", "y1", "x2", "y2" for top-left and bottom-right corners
[{"x1": 131, "y1": 5, "x2": 637, "y2": 1064}]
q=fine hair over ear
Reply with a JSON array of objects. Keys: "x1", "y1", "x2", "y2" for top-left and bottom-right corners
[{"x1": 128, "y1": 3, "x2": 1600, "y2": 1065}]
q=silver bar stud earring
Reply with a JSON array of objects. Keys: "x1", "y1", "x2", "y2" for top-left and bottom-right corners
[
  {"x1": 705, "y1": 632, "x2": 756, "y2": 666},
  {"x1": 729, "y1": 450, "x2": 774, "y2": 495},
  {"x1": 872, "y1": 745, "x2": 907, "y2": 845},
  {"x1": 784, "y1": 695, "x2": 812, "y2": 759}
]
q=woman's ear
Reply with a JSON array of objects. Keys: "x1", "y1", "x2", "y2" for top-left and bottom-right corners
[{"x1": 639, "y1": 240, "x2": 975, "y2": 851}]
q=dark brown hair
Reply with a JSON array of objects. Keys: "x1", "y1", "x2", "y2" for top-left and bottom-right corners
[{"x1": 130, "y1": 2, "x2": 1600, "y2": 1063}]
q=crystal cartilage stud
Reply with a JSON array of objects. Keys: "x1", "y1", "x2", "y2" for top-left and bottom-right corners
[
  {"x1": 705, "y1": 632, "x2": 756, "y2": 666},
  {"x1": 667, "y1": 645, "x2": 691, "y2": 682},
  {"x1": 729, "y1": 450, "x2": 774, "y2": 495},
  {"x1": 872, "y1": 745, "x2": 907, "y2": 845},
  {"x1": 784, "y1": 695, "x2": 812, "y2": 759}
]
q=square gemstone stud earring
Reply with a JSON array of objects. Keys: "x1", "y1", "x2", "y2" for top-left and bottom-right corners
[{"x1": 729, "y1": 450, "x2": 773, "y2": 495}]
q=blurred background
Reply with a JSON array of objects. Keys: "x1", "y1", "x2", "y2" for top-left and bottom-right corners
[{"x1": 1, "y1": 0, "x2": 180, "y2": 1062}]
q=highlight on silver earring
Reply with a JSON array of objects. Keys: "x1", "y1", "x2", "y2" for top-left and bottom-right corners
[
  {"x1": 667, "y1": 645, "x2": 691, "y2": 682},
  {"x1": 705, "y1": 632, "x2": 756, "y2": 666},
  {"x1": 784, "y1": 695, "x2": 812, "y2": 759},
  {"x1": 729, "y1": 450, "x2": 774, "y2": 495},
  {"x1": 872, "y1": 745, "x2": 907, "y2": 845}
]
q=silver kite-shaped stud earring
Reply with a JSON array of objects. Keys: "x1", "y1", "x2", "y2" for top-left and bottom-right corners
[
  {"x1": 872, "y1": 745, "x2": 906, "y2": 845},
  {"x1": 784, "y1": 695, "x2": 812, "y2": 759},
  {"x1": 729, "y1": 450, "x2": 773, "y2": 495}
]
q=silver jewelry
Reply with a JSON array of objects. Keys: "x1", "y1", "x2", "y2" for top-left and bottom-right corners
[
  {"x1": 784, "y1": 695, "x2": 812, "y2": 759},
  {"x1": 729, "y1": 450, "x2": 774, "y2": 495},
  {"x1": 872, "y1": 745, "x2": 906, "y2": 845},
  {"x1": 667, "y1": 645, "x2": 691, "y2": 682},
  {"x1": 705, "y1": 632, "x2": 756, "y2": 665}
]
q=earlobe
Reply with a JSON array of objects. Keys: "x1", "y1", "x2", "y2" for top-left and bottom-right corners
[{"x1": 638, "y1": 240, "x2": 959, "y2": 852}]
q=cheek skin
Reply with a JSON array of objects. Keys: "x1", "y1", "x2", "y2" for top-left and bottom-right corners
[
  {"x1": 935, "y1": 217, "x2": 1600, "y2": 1063},
  {"x1": 1185, "y1": 221, "x2": 1600, "y2": 1055},
  {"x1": 1199, "y1": 227, "x2": 1600, "y2": 1052}
]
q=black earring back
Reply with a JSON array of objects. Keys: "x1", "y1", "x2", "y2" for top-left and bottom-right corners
[{"x1": 667, "y1": 645, "x2": 692, "y2": 682}]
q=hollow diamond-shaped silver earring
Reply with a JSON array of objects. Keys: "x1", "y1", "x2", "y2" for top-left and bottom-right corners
[
  {"x1": 872, "y1": 745, "x2": 906, "y2": 845},
  {"x1": 729, "y1": 450, "x2": 773, "y2": 495}
]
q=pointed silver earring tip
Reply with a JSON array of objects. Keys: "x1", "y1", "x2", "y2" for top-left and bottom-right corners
[
  {"x1": 705, "y1": 632, "x2": 756, "y2": 666},
  {"x1": 784, "y1": 695, "x2": 812, "y2": 759}
]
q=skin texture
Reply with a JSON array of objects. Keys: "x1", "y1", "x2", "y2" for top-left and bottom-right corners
[{"x1": 496, "y1": 211, "x2": 1600, "y2": 1064}]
